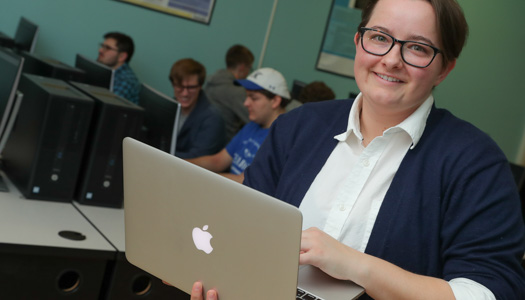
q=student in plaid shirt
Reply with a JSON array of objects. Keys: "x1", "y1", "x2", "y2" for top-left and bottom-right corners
[{"x1": 97, "y1": 32, "x2": 140, "y2": 104}]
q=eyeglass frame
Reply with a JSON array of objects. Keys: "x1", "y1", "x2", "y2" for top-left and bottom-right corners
[
  {"x1": 99, "y1": 43, "x2": 121, "y2": 52},
  {"x1": 172, "y1": 83, "x2": 201, "y2": 92},
  {"x1": 358, "y1": 27, "x2": 442, "y2": 68}
]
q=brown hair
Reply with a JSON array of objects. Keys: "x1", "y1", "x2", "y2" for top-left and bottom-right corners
[
  {"x1": 254, "y1": 89, "x2": 290, "y2": 108},
  {"x1": 225, "y1": 44, "x2": 255, "y2": 69},
  {"x1": 297, "y1": 81, "x2": 336, "y2": 104},
  {"x1": 169, "y1": 58, "x2": 206, "y2": 86},
  {"x1": 358, "y1": 0, "x2": 468, "y2": 67}
]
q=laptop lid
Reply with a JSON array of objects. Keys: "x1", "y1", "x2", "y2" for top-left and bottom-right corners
[
  {"x1": 123, "y1": 137, "x2": 364, "y2": 299},
  {"x1": 123, "y1": 137, "x2": 303, "y2": 299}
]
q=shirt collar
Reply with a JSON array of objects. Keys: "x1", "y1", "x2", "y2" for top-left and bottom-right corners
[
  {"x1": 115, "y1": 62, "x2": 129, "y2": 73},
  {"x1": 334, "y1": 93, "x2": 434, "y2": 149}
]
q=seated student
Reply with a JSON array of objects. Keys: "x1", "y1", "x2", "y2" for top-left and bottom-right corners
[
  {"x1": 97, "y1": 32, "x2": 141, "y2": 104},
  {"x1": 285, "y1": 80, "x2": 336, "y2": 112},
  {"x1": 186, "y1": 67, "x2": 290, "y2": 183},
  {"x1": 171, "y1": 58, "x2": 226, "y2": 159},
  {"x1": 205, "y1": 44, "x2": 255, "y2": 142}
]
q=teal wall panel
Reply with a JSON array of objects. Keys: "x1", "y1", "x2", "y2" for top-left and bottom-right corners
[{"x1": 1, "y1": 0, "x2": 523, "y2": 160}]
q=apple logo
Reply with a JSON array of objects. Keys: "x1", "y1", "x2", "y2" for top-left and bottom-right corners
[{"x1": 192, "y1": 225, "x2": 213, "y2": 254}]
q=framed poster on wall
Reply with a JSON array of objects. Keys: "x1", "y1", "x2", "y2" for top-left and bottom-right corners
[
  {"x1": 316, "y1": 0, "x2": 366, "y2": 78},
  {"x1": 115, "y1": 0, "x2": 216, "y2": 24}
]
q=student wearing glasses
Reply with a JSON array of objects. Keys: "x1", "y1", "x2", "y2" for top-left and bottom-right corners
[
  {"x1": 170, "y1": 58, "x2": 226, "y2": 159},
  {"x1": 190, "y1": 0, "x2": 525, "y2": 299},
  {"x1": 97, "y1": 32, "x2": 141, "y2": 104}
]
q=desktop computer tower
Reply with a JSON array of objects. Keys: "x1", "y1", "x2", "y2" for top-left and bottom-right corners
[
  {"x1": 69, "y1": 82, "x2": 144, "y2": 208},
  {"x1": 21, "y1": 52, "x2": 86, "y2": 82},
  {"x1": 2, "y1": 74, "x2": 94, "y2": 201}
]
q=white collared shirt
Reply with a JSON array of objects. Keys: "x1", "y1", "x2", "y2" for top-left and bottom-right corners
[{"x1": 299, "y1": 94, "x2": 495, "y2": 300}]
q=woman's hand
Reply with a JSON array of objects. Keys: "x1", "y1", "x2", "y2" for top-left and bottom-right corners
[
  {"x1": 299, "y1": 227, "x2": 361, "y2": 281},
  {"x1": 300, "y1": 228, "x2": 456, "y2": 300},
  {"x1": 190, "y1": 281, "x2": 218, "y2": 300}
]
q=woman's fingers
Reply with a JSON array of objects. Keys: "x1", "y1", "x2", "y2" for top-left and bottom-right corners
[
  {"x1": 190, "y1": 281, "x2": 204, "y2": 300},
  {"x1": 190, "y1": 281, "x2": 218, "y2": 300}
]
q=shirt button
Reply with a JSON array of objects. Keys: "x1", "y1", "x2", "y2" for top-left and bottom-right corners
[
  {"x1": 363, "y1": 159, "x2": 370, "y2": 167},
  {"x1": 339, "y1": 204, "x2": 345, "y2": 211}
]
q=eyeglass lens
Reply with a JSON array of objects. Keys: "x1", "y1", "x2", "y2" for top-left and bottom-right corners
[
  {"x1": 174, "y1": 85, "x2": 200, "y2": 92},
  {"x1": 99, "y1": 43, "x2": 119, "y2": 52},
  {"x1": 361, "y1": 29, "x2": 436, "y2": 68}
]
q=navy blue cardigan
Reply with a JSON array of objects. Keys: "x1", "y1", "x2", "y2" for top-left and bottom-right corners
[{"x1": 244, "y1": 99, "x2": 525, "y2": 299}]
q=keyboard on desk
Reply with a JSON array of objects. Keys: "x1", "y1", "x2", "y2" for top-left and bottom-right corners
[{"x1": 297, "y1": 288, "x2": 324, "y2": 300}]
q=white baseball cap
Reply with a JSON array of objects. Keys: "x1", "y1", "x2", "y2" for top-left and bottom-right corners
[{"x1": 235, "y1": 67, "x2": 291, "y2": 99}]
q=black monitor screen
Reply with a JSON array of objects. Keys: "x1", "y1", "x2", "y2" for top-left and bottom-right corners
[
  {"x1": 75, "y1": 54, "x2": 114, "y2": 91},
  {"x1": 14, "y1": 17, "x2": 39, "y2": 53},
  {"x1": 0, "y1": 31, "x2": 15, "y2": 48},
  {"x1": 0, "y1": 49, "x2": 24, "y2": 143},
  {"x1": 290, "y1": 79, "x2": 307, "y2": 100},
  {"x1": 138, "y1": 84, "x2": 181, "y2": 155}
]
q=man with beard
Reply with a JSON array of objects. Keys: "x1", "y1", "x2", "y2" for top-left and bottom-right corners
[{"x1": 97, "y1": 32, "x2": 141, "y2": 104}]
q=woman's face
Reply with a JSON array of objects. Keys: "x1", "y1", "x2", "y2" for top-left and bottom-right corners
[{"x1": 353, "y1": 0, "x2": 455, "y2": 118}]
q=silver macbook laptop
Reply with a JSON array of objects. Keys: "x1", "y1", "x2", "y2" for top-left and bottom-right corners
[{"x1": 123, "y1": 137, "x2": 364, "y2": 299}]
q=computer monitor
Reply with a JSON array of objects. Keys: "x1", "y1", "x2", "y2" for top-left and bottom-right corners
[
  {"x1": 0, "y1": 48, "x2": 24, "y2": 150},
  {"x1": 75, "y1": 54, "x2": 114, "y2": 91},
  {"x1": 0, "y1": 48, "x2": 24, "y2": 192},
  {"x1": 0, "y1": 91, "x2": 22, "y2": 193},
  {"x1": 13, "y1": 17, "x2": 39, "y2": 53},
  {"x1": 0, "y1": 32, "x2": 15, "y2": 48},
  {"x1": 290, "y1": 79, "x2": 307, "y2": 100},
  {"x1": 0, "y1": 90, "x2": 23, "y2": 156},
  {"x1": 138, "y1": 84, "x2": 181, "y2": 155}
]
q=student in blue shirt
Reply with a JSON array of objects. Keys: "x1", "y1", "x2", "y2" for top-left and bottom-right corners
[
  {"x1": 185, "y1": 67, "x2": 290, "y2": 183},
  {"x1": 97, "y1": 32, "x2": 141, "y2": 104}
]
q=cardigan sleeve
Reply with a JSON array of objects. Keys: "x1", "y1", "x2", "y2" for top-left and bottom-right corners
[
  {"x1": 438, "y1": 134, "x2": 525, "y2": 299},
  {"x1": 243, "y1": 112, "x2": 289, "y2": 197}
]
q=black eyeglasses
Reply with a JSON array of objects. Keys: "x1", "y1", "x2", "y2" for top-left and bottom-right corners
[
  {"x1": 99, "y1": 43, "x2": 120, "y2": 52},
  {"x1": 359, "y1": 27, "x2": 441, "y2": 68},
  {"x1": 173, "y1": 84, "x2": 200, "y2": 92}
]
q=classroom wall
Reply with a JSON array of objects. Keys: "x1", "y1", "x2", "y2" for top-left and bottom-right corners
[
  {"x1": 433, "y1": 0, "x2": 525, "y2": 164},
  {"x1": 1, "y1": 0, "x2": 524, "y2": 162}
]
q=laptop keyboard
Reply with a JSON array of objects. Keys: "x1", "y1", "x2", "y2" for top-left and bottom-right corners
[{"x1": 296, "y1": 288, "x2": 324, "y2": 300}]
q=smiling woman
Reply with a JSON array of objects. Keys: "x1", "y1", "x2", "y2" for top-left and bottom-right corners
[
  {"x1": 187, "y1": 0, "x2": 525, "y2": 299},
  {"x1": 353, "y1": 0, "x2": 457, "y2": 134},
  {"x1": 199, "y1": 0, "x2": 524, "y2": 299}
]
